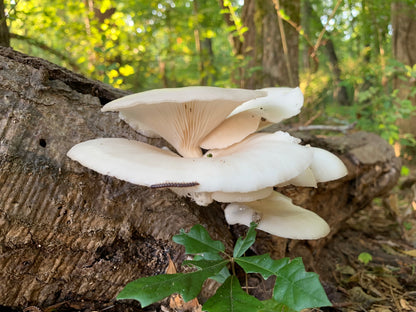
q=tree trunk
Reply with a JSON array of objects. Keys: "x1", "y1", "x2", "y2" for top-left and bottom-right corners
[
  {"x1": 324, "y1": 38, "x2": 351, "y2": 106},
  {"x1": 392, "y1": 1, "x2": 416, "y2": 137},
  {"x1": 224, "y1": 0, "x2": 300, "y2": 88},
  {"x1": 0, "y1": 0, "x2": 10, "y2": 47},
  {"x1": 302, "y1": 0, "x2": 350, "y2": 105},
  {"x1": 0, "y1": 47, "x2": 400, "y2": 310}
]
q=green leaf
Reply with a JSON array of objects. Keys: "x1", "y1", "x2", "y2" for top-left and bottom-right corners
[
  {"x1": 192, "y1": 252, "x2": 223, "y2": 261},
  {"x1": 358, "y1": 252, "x2": 373, "y2": 265},
  {"x1": 273, "y1": 258, "x2": 332, "y2": 311},
  {"x1": 233, "y1": 222, "x2": 257, "y2": 258},
  {"x1": 117, "y1": 260, "x2": 228, "y2": 307},
  {"x1": 235, "y1": 254, "x2": 289, "y2": 280},
  {"x1": 203, "y1": 275, "x2": 264, "y2": 312},
  {"x1": 401, "y1": 165, "x2": 410, "y2": 176},
  {"x1": 184, "y1": 258, "x2": 231, "y2": 283},
  {"x1": 259, "y1": 299, "x2": 297, "y2": 312},
  {"x1": 210, "y1": 266, "x2": 232, "y2": 284},
  {"x1": 173, "y1": 225, "x2": 225, "y2": 256}
]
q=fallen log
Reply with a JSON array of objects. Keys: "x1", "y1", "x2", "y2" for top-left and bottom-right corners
[{"x1": 0, "y1": 47, "x2": 401, "y2": 309}]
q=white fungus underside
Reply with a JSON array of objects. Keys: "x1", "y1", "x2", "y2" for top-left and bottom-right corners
[{"x1": 224, "y1": 192, "x2": 330, "y2": 239}]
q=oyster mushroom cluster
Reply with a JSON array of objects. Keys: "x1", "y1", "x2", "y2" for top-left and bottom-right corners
[{"x1": 67, "y1": 86, "x2": 347, "y2": 240}]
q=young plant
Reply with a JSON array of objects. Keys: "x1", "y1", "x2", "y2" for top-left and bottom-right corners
[
  {"x1": 117, "y1": 223, "x2": 332, "y2": 312},
  {"x1": 358, "y1": 252, "x2": 373, "y2": 265}
]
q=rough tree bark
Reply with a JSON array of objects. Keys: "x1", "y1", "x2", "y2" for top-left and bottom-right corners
[
  {"x1": 0, "y1": 47, "x2": 401, "y2": 310},
  {"x1": 392, "y1": 1, "x2": 416, "y2": 137},
  {"x1": 0, "y1": 0, "x2": 10, "y2": 47},
  {"x1": 220, "y1": 0, "x2": 300, "y2": 89}
]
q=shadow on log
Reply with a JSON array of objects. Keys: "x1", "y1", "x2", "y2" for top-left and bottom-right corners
[{"x1": 0, "y1": 47, "x2": 401, "y2": 310}]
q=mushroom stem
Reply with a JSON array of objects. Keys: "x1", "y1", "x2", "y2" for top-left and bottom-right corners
[{"x1": 178, "y1": 145, "x2": 203, "y2": 158}]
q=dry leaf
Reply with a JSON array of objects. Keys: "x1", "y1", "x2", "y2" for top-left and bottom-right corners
[
  {"x1": 169, "y1": 295, "x2": 202, "y2": 312},
  {"x1": 166, "y1": 256, "x2": 202, "y2": 312},
  {"x1": 400, "y1": 298, "x2": 416, "y2": 311},
  {"x1": 401, "y1": 249, "x2": 416, "y2": 257},
  {"x1": 166, "y1": 255, "x2": 177, "y2": 274}
]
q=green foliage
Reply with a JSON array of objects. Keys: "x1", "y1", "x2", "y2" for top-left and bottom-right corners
[
  {"x1": 7, "y1": 0, "x2": 416, "y2": 146},
  {"x1": 358, "y1": 252, "x2": 373, "y2": 265},
  {"x1": 117, "y1": 223, "x2": 332, "y2": 311},
  {"x1": 117, "y1": 259, "x2": 228, "y2": 306},
  {"x1": 403, "y1": 222, "x2": 413, "y2": 231},
  {"x1": 203, "y1": 275, "x2": 264, "y2": 312},
  {"x1": 273, "y1": 258, "x2": 331, "y2": 311},
  {"x1": 325, "y1": 57, "x2": 416, "y2": 146},
  {"x1": 173, "y1": 224, "x2": 225, "y2": 256},
  {"x1": 401, "y1": 165, "x2": 410, "y2": 177},
  {"x1": 7, "y1": 0, "x2": 235, "y2": 90}
]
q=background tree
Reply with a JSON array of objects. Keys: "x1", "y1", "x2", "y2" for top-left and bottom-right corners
[
  {"x1": 220, "y1": 0, "x2": 300, "y2": 88},
  {"x1": 392, "y1": 0, "x2": 416, "y2": 139},
  {"x1": 3, "y1": 0, "x2": 416, "y2": 145},
  {"x1": 0, "y1": 0, "x2": 9, "y2": 47}
]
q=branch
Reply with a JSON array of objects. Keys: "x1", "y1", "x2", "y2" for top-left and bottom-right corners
[
  {"x1": 311, "y1": 0, "x2": 342, "y2": 58},
  {"x1": 217, "y1": 0, "x2": 243, "y2": 54},
  {"x1": 272, "y1": 0, "x2": 294, "y2": 86},
  {"x1": 273, "y1": 0, "x2": 342, "y2": 60},
  {"x1": 289, "y1": 122, "x2": 357, "y2": 134}
]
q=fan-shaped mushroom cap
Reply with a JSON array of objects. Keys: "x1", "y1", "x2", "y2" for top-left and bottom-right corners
[
  {"x1": 228, "y1": 87, "x2": 303, "y2": 123},
  {"x1": 309, "y1": 147, "x2": 348, "y2": 182},
  {"x1": 200, "y1": 87, "x2": 304, "y2": 149},
  {"x1": 102, "y1": 86, "x2": 266, "y2": 157},
  {"x1": 67, "y1": 131, "x2": 313, "y2": 197},
  {"x1": 224, "y1": 192, "x2": 330, "y2": 239},
  {"x1": 212, "y1": 187, "x2": 274, "y2": 203},
  {"x1": 281, "y1": 147, "x2": 348, "y2": 187},
  {"x1": 283, "y1": 168, "x2": 317, "y2": 187},
  {"x1": 170, "y1": 188, "x2": 274, "y2": 206},
  {"x1": 200, "y1": 111, "x2": 261, "y2": 150}
]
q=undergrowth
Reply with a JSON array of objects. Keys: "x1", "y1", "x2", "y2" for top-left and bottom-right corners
[{"x1": 117, "y1": 223, "x2": 331, "y2": 312}]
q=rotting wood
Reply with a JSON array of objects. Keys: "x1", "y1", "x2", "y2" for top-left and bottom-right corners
[{"x1": 0, "y1": 47, "x2": 401, "y2": 309}]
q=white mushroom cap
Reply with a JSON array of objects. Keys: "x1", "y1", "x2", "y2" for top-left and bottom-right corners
[
  {"x1": 211, "y1": 187, "x2": 274, "y2": 203},
  {"x1": 282, "y1": 168, "x2": 317, "y2": 187},
  {"x1": 170, "y1": 187, "x2": 274, "y2": 206},
  {"x1": 102, "y1": 86, "x2": 266, "y2": 157},
  {"x1": 200, "y1": 111, "x2": 261, "y2": 150},
  {"x1": 119, "y1": 111, "x2": 161, "y2": 138},
  {"x1": 224, "y1": 192, "x2": 330, "y2": 239},
  {"x1": 199, "y1": 87, "x2": 304, "y2": 150},
  {"x1": 281, "y1": 147, "x2": 348, "y2": 187},
  {"x1": 309, "y1": 147, "x2": 348, "y2": 182},
  {"x1": 228, "y1": 87, "x2": 304, "y2": 123},
  {"x1": 67, "y1": 131, "x2": 313, "y2": 195}
]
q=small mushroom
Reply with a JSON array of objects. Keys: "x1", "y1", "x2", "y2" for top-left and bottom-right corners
[
  {"x1": 171, "y1": 187, "x2": 274, "y2": 206},
  {"x1": 200, "y1": 87, "x2": 304, "y2": 149},
  {"x1": 224, "y1": 192, "x2": 330, "y2": 239},
  {"x1": 281, "y1": 147, "x2": 348, "y2": 187},
  {"x1": 227, "y1": 87, "x2": 304, "y2": 124}
]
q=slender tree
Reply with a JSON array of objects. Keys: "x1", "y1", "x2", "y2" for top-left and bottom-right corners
[
  {"x1": 392, "y1": 0, "x2": 416, "y2": 136},
  {"x1": 220, "y1": 0, "x2": 300, "y2": 88},
  {"x1": 0, "y1": 0, "x2": 10, "y2": 47}
]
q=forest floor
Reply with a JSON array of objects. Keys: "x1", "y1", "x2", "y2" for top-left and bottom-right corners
[{"x1": 315, "y1": 160, "x2": 416, "y2": 312}]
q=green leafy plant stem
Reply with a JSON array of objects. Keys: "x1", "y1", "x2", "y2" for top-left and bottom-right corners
[{"x1": 117, "y1": 222, "x2": 332, "y2": 312}]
